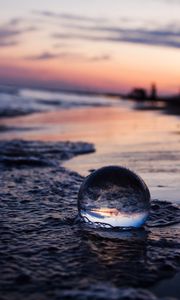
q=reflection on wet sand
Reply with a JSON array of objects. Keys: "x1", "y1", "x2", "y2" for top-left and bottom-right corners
[
  {"x1": 1, "y1": 105, "x2": 180, "y2": 203},
  {"x1": 82, "y1": 229, "x2": 148, "y2": 287}
]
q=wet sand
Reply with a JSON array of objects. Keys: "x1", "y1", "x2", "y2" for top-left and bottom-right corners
[
  {"x1": 0, "y1": 96, "x2": 180, "y2": 299},
  {"x1": 0, "y1": 139, "x2": 179, "y2": 300},
  {"x1": 1, "y1": 105, "x2": 180, "y2": 203}
]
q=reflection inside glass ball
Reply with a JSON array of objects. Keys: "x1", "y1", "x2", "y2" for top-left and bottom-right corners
[{"x1": 78, "y1": 166, "x2": 150, "y2": 228}]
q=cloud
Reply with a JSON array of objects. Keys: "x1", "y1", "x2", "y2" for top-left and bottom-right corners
[
  {"x1": 52, "y1": 22, "x2": 180, "y2": 49},
  {"x1": 33, "y1": 10, "x2": 107, "y2": 23},
  {"x1": 2, "y1": 10, "x2": 180, "y2": 52},
  {"x1": 25, "y1": 51, "x2": 61, "y2": 60},
  {"x1": 24, "y1": 50, "x2": 111, "y2": 62},
  {"x1": 52, "y1": 32, "x2": 101, "y2": 41},
  {"x1": 0, "y1": 40, "x2": 18, "y2": 47},
  {"x1": 32, "y1": 9, "x2": 180, "y2": 49},
  {"x1": 89, "y1": 54, "x2": 110, "y2": 61},
  {"x1": 0, "y1": 18, "x2": 37, "y2": 48}
]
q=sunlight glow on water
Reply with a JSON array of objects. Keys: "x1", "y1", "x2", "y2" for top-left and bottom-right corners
[{"x1": 78, "y1": 166, "x2": 150, "y2": 228}]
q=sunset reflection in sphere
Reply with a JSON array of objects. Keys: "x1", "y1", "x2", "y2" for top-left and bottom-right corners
[{"x1": 78, "y1": 166, "x2": 150, "y2": 229}]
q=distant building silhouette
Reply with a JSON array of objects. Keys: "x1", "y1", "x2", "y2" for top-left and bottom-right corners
[
  {"x1": 129, "y1": 88, "x2": 147, "y2": 100},
  {"x1": 150, "y1": 83, "x2": 157, "y2": 100},
  {"x1": 128, "y1": 83, "x2": 158, "y2": 101}
]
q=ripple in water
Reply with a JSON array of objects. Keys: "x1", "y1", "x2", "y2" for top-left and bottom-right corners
[{"x1": 78, "y1": 166, "x2": 151, "y2": 228}]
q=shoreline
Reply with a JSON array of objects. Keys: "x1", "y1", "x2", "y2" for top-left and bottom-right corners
[
  {"x1": 0, "y1": 139, "x2": 179, "y2": 300},
  {"x1": 0, "y1": 88, "x2": 180, "y2": 299}
]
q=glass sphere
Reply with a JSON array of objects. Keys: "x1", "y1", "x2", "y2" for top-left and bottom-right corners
[{"x1": 78, "y1": 166, "x2": 150, "y2": 228}]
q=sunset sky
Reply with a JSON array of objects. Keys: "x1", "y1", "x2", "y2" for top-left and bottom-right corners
[{"x1": 1, "y1": 0, "x2": 180, "y2": 94}]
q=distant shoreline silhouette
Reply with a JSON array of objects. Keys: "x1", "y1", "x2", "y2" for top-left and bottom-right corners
[{"x1": 0, "y1": 82, "x2": 180, "y2": 109}]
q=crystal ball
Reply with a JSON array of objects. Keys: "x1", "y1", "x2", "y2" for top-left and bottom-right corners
[{"x1": 78, "y1": 166, "x2": 151, "y2": 228}]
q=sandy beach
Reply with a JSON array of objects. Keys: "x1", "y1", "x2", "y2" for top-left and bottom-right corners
[
  {"x1": 0, "y1": 88, "x2": 180, "y2": 300},
  {"x1": 1, "y1": 0, "x2": 180, "y2": 298}
]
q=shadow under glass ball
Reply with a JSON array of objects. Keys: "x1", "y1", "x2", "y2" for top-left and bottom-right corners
[{"x1": 78, "y1": 166, "x2": 151, "y2": 229}]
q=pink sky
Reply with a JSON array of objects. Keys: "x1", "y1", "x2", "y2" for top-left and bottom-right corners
[{"x1": 1, "y1": 0, "x2": 180, "y2": 94}]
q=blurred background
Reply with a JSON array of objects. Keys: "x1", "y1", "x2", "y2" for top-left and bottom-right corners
[
  {"x1": 1, "y1": 0, "x2": 180, "y2": 94},
  {"x1": 1, "y1": 0, "x2": 180, "y2": 204}
]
